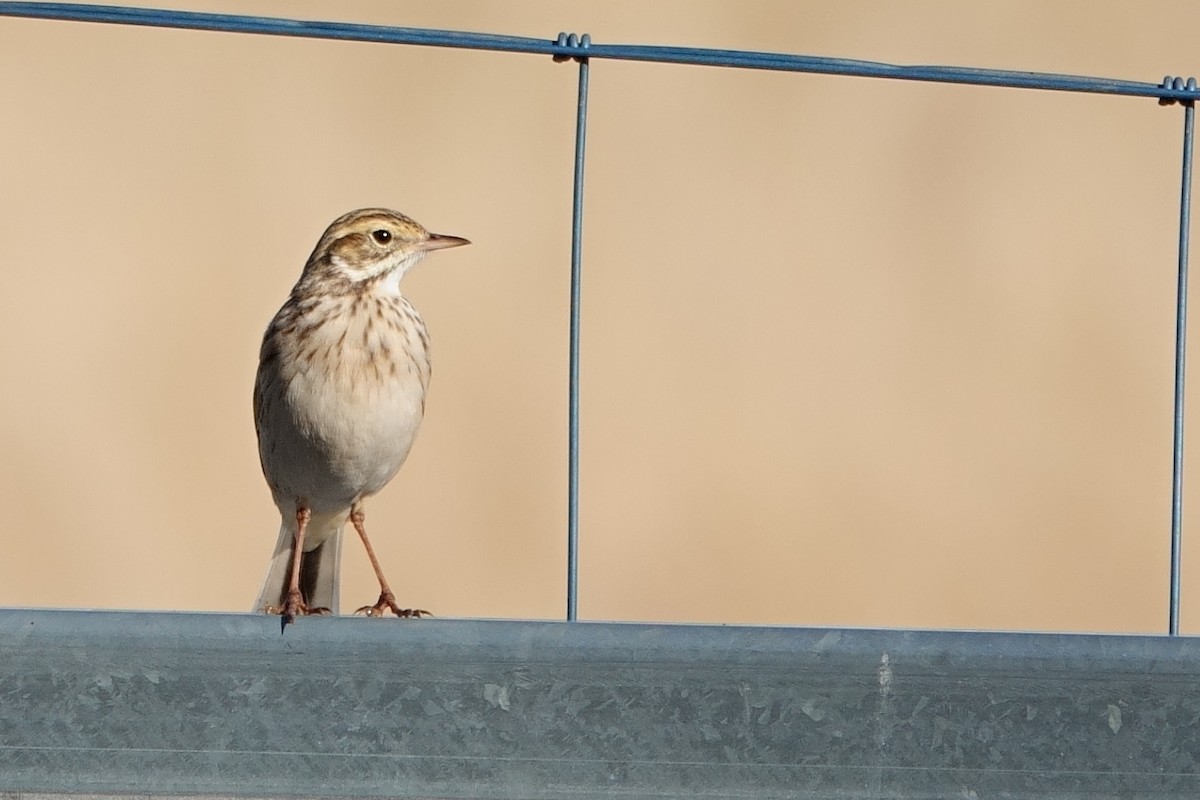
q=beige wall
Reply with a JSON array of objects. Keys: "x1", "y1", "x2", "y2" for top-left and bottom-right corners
[{"x1": 1, "y1": 1, "x2": 1197, "y2": 633}]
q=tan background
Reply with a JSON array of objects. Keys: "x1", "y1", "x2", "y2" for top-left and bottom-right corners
[{"x1": 1, "y1": 1, "x2": 1197, "y2": 633}]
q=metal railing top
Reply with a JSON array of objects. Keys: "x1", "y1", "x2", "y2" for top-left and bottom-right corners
[{"x1": 5, "y1": 608, "x2": 1200, "y2": 798}]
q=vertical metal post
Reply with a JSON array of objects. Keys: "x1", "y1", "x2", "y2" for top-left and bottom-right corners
[
  {"x1": 564, "y1": 35, "x2": 590, "y2": 622},
  {"x1": 1170, "y1": 91, "x2": 1196, "y2": 636}
]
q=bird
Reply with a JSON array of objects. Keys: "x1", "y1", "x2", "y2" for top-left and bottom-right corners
[{"x1": 252, "y1": 208, "x2": 469, "y2": 628}]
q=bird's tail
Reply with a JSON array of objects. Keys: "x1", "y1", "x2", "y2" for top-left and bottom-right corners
[{"x1": 253, "y1": 522, "x2": 343, "y2": 614}]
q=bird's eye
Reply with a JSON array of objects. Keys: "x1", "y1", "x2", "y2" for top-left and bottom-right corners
[{"x1": 371, "y1": 229, "x2": 392, "y2": 244}]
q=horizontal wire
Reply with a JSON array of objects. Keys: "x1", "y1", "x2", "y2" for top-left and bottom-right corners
[{"x1": 0, "y1": 2, "x2": 1196, "y2": 101}]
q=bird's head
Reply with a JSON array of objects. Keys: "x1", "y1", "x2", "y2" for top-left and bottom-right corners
[{"x1": 301, "y1": 208, "x2": 469, "y2": 291}]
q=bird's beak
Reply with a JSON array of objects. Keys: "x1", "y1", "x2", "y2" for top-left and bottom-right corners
[{"x1": 422, "y1": 233, "x2": 471, "y2": 252}]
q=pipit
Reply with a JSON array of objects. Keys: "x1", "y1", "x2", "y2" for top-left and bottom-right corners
[{"x1": 252, "y1": 208, "x2": 469, "y2": 627}]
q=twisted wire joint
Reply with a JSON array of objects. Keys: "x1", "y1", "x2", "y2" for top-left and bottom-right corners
[
  {"x1": 553, "y1": 32, "x2": 592, "y2": 64},
  {"x1": 1159, "y1": 76, "x2": 1198, "y2": 107}
]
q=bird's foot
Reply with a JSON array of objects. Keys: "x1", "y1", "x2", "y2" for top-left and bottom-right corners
[
  {"x1": 267, "y1": 591, "x2": 332, "y2": 631},
  {"x1": 355, "y1": 589, "x2": 430, "y2": 619}
]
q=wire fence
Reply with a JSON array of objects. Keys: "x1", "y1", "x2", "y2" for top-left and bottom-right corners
[{"x1": 2, "y1": 2, "x2": 1197, "y2": 632}]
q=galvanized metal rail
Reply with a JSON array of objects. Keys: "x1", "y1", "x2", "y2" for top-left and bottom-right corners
[{"x1": 1, "y1": 608, "x2": 1199, "y2": 799}]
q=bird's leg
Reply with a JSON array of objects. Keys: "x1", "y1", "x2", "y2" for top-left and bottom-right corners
[
  {"x1": 280, "y1": 505, "x2": 312, "y2": 628},
  {"x1": 350, "y1": 503, "x2": 429, "y2": 618}
]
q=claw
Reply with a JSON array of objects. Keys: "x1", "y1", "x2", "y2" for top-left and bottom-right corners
[
  {"x1": 281, "y1": 589, "x2": 304, "y2": 631},
  {"x1": 267, "y1": 589, "x2": 331, "y2": 632}
]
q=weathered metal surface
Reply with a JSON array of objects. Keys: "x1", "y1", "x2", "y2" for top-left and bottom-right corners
[{"x1": 1, "y1": 609, "x2": 1198, "y2": 798}]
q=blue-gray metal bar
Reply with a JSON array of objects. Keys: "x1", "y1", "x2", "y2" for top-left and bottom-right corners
[
  {"x1": 1168, "y1": 83, "x2": 1197, "y2": 636},
  {"x1": 2, "y1": 3, "x2": 1200, "y2": 104},
  {"x1": 5, "y1": 609, "x2": 1200, "y2": 799},
  {"x1": 557, "y1": 35, "x2": 591, "y2": 623}
]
